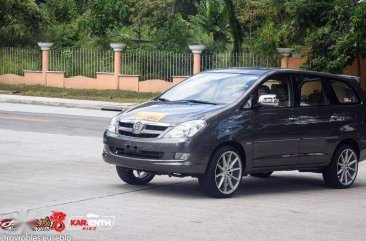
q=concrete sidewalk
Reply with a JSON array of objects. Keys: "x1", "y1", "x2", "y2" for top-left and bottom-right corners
[{"x1": 0, "y1": 94, "x2": 135, "y2": 111}]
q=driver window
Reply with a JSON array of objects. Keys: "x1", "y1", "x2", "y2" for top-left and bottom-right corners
[{"x1": 257, "y1": 75, "x2": 293, "y2": 108}]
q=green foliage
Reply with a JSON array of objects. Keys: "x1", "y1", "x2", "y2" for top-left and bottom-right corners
[
  {"x1": 125, "y1": 0, "x2": 194, "y2": 52},
  {"x1": 302, "y1": 0, "x2": 366, "y2": 73},
  {"x1": 0, "y1": 0, "x2": 43, "y2": 47},
  {"x1": 189, "y1": 0, "x2": 230, "y2": 52},
  {"x1": 0, "y1": 48, "x2": 41, "y2": 75},
  {"x1": 40, "y1": 0, "x2": 78, "y2": 23},
  {"x1": 237, "y1": 0, "x2": 366, "y2": 73},
  {"x1": 82, "y1": 0, "x2": 128, "y2": 37},
  {"x1": 150, "y1": 14, "x2": 193, "y2": 52},
  {"x1": 1, "y1": 0, "x2": 366, "y2": 75},
  {"x1": 39, "y1": 0, "x2": 82, "y2": 48}
]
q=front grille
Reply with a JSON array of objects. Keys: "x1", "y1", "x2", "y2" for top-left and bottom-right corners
[
  {"x1": 119, "y1": 122, "x2": 133, "y2": 128},
  {"x1": 118, "y1": 121, "x2": 169, "y2": 138},
  {"x1": 109, "y1": 146, "x2": 164, "y2": 159},
  {"x1": 145, "y1": 125, "x2": 167, "y2": 131},
  {"x1": 118, "y1": 130, "x2": 159, "y2": 138}
]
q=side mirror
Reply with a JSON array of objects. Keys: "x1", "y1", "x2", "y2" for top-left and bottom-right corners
[{"x1": 257, "y1": 94, "x2": 279, "y2": 107}]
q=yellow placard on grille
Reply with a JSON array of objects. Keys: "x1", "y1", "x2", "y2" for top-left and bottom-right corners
[{"x1": 134, "y1": 111, "x2": 166, "y2": 121}]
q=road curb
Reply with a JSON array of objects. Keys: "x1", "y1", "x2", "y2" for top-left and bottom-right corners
[{"x1": 0, "y1": 94, "x2": 135, "y2": 111}]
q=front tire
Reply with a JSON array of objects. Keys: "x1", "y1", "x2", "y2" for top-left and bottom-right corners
[
  {"x1": 116, "y1": 166, "x2": 155, "y2": 185},
  {"x1": 199, "y1": 146, "x2": 243, "y2": 198},
  {"x1": 322, "y1": 145, "x2": 358, "y2": 189}
]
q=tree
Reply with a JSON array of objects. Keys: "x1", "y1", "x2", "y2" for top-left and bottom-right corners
[
  {"x1": 79, "y1": 0, "x2": 129, "y2": 47},
  {"x1": 223, "y1": 0, "x2": 243, "y2": 53},
  {"x1": 235, "y1": 0, "x2": 366, "y2": 75},
  {"x1": 39, "y1": 0, "x2": 81, "y2": 48},
  {"x1": 0, "y1": 0, "x2": 43, "y2": 47},
  {"x1": 125, "y1": 0, "x2": 193, "y2": 51},
  {"x1": 189, "y1": 0, "x2": 230, "y2": 52},
  {"x1": 302, "y1": 0, "x2": 366, "y2": 74}
]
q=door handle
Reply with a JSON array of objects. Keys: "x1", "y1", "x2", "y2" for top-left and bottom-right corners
[{"x1": 288, "y1": 117, "x2": 297, "y2": 121}]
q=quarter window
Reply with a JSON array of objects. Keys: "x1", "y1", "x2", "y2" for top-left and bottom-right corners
[
  {"x1": 295, "y1": 75, "x2": 331, "y2": 107},
  {"x1": 329, "y1": 80, "x2": 359, "y2": 104}
]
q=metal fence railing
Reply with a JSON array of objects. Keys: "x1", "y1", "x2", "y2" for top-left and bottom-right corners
[
  {"x1": 122, "y1": 51, "x2": 193, "y2": 81},
  {"x1": 49, "y1": 49, "x2": 114, "y2": 78},
  {"x1": 201, "y1": 52, "x2": 280, "y2": 71},
  {"x1": 0, "y1": 47, "x2": 280, "y2": 80},
  {"x1": 0, "y1": 47, "x2": 41, "y2": 75}
]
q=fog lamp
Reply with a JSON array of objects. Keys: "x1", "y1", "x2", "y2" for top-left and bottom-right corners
[{"x1": 174, "y1": 153, "x2": 190, "y2": 160}]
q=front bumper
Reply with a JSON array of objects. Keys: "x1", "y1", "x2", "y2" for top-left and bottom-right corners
[{"x1": 102, "y1": 130, "x2": 213, "y2": 174}]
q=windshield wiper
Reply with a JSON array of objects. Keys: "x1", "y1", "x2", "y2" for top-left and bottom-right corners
[
  {"x1": 156, "y1": 97, "x2": 170, "y2": 102},
  {"x1": 176, "y1": 99, "x2": 218, "y2": 105},
  {"x1": 156, "y1": 98, "x2": 218, "y2": 105}
]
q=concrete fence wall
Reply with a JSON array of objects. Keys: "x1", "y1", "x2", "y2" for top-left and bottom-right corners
[
  {"x1": 0, "y1": 43, "x2": 279, "y2": 93},
  {"x1": 0, "y1": 43, "x2": 205, "y2": 93},
  {"x1": 1, "y1": 43, "x2": 364, "y2": 93},
  {"x1": 0, "y1": 71, "x2": 187, "y2": 93}
]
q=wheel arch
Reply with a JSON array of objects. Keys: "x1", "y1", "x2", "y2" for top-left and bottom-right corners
[
  {"x1": 333, "y1": 138, "x2": 360, "y2": 161},
  {"x1": 206, "y1": 141, "x2": 247, "y2": 173}
]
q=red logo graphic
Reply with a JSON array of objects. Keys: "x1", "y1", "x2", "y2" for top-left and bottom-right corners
[
  {"x1": 26, "y1": 211, "x2": 67, "y2": 233},
  {"x1": 0, "y1": 218, "x2": 21, "y2": 231},
  {"x1": 69, "y1": 214, "x2": 114, "y2": 231},
  {"x1": 70, "y1": 219, "x2": 95, "y2": 231},
  {"x1": 50, "y1": 211, "x2": 66, "y2": 233}
]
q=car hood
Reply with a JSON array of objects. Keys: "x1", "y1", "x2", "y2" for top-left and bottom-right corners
[{"x1": 121, "y1": 101, "x2": 225, "y2": 125}]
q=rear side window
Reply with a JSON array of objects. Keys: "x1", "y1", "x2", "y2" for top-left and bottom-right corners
[
  {"x1": 294, "y1": 75, "x2": 331, "y2": 107},
  {"x1": 329, "y1": 80, "x2": 360, "y2": 104}
]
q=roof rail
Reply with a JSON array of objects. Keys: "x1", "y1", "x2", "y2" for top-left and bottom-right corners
[{"x1": 338, "y1": 74, "x2": 361, "y2": 83}]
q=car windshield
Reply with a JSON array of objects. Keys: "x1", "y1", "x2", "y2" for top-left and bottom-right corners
[{"x1": 159, "y1": 72, "x2": 259, "y2": 104}]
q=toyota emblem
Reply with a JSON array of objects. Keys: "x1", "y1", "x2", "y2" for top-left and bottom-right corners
[{"x1": 132, "y1": 121, "x2": 145, "y2": 134}]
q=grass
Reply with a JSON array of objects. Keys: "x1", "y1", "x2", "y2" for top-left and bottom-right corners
[{"x1": 0, "y1": 83, "x2": 159, "y2": 103}]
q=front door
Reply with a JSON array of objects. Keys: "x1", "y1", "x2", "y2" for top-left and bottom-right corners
[{"x1": 252, "y1": 74, "x2": 301, "y2": 167}]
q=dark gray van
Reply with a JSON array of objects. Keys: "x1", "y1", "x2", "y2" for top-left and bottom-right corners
[{"x1": 103, "y1": 68, "x2": 366, "y2": 198}]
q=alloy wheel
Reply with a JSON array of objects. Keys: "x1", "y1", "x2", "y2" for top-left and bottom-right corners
[
  {"x1": 215, "y1": 151, "x2": 242, "y2": 194},
  {"x1": 337, "y1": 149, "x2": 358, "y2": 186}
]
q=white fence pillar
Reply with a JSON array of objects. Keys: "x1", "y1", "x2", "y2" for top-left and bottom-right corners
[
  {"x1": 38, "y1": 42, "x2": 54, "y2": 86},
  {"x1": 110, "y1": 43, "x2": 126, "y2": 90},
  {"x1": 189, "y1": 45, "x2": 206, "y2": 75}
]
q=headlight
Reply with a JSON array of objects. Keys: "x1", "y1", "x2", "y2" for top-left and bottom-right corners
[
  {"x1": 163, "y1": 120, "x2": 206, "y2": 138},
  {"x1": 107, "y1": 115, "x2": 119, "y2": 133}
]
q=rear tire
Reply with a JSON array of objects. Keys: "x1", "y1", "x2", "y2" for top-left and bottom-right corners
[
  {"x1": 250, "y1": 172, "x2": 273, "y2": 178},
  {"x1": 199, "y1": 146, "x2": 243, "y2": 198},
  {"x1": 322, "y1": 145, "x2": 358, "y2": 189},
  {"x1": 116, "y1": 166, "x2": 155, "y2": 185}
]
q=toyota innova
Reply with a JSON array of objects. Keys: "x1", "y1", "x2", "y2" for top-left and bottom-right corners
[{"x1": 103, "y1": 68, "x2": 366, "y2": 198}]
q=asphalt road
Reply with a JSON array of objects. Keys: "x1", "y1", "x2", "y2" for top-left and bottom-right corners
[{"x1": 0, "y1": 103, "x2": 366, "y2": 241}]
